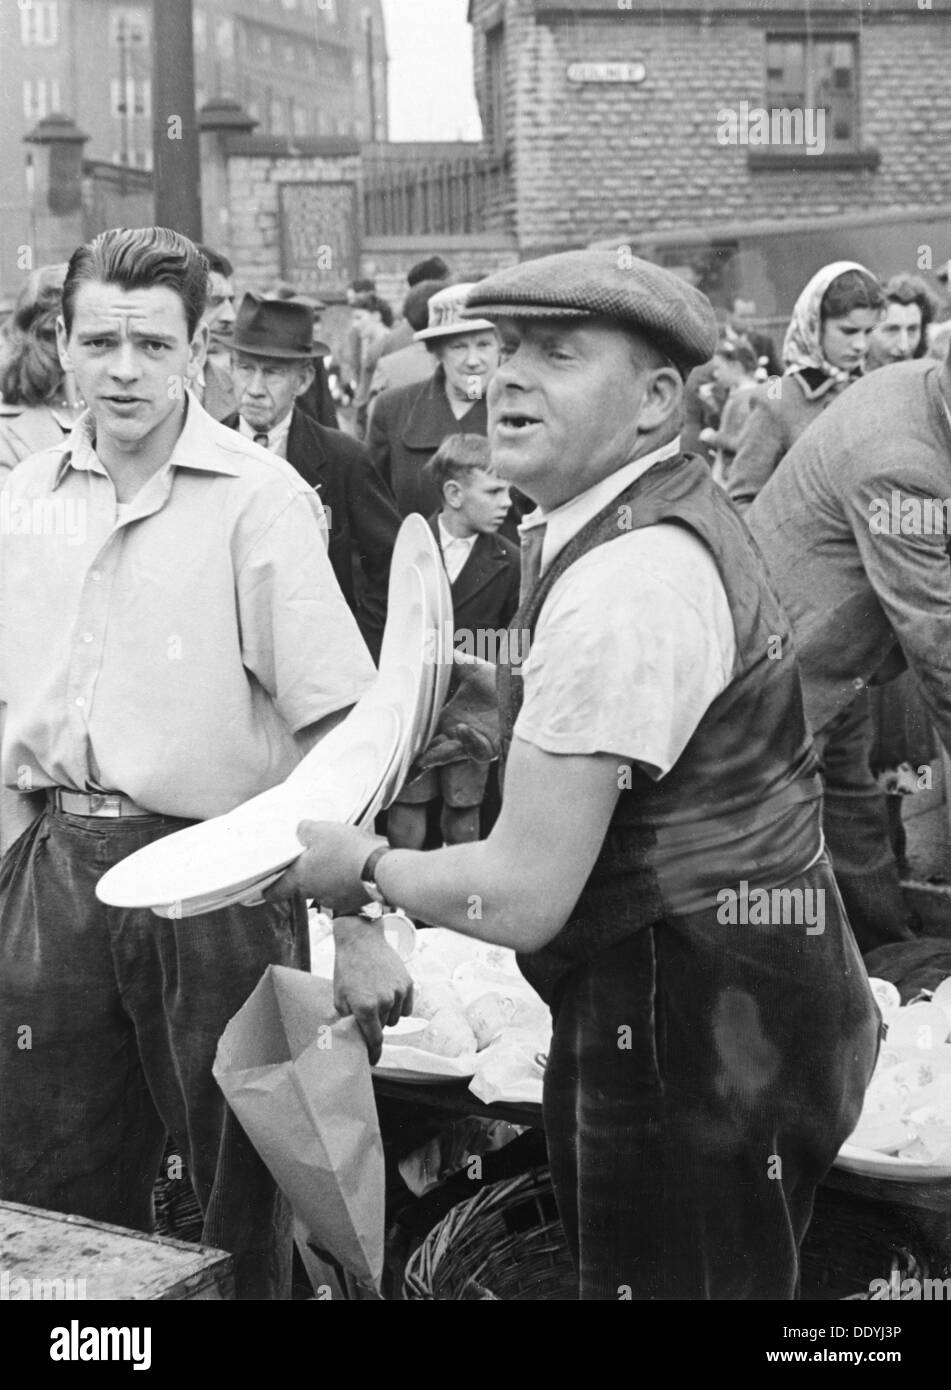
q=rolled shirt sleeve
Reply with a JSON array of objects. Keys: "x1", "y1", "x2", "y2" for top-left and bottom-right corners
[
  {"x1": 514, "y1": 525, "x2": 736, "y2": 778},
  {"x1": 237, "y1": 489, "x2": 376, "y2": 732}
]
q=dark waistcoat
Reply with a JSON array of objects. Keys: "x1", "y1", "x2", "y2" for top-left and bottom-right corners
[{"x1": 497, "y1": 453, "x2": 824, "y2": 1003}]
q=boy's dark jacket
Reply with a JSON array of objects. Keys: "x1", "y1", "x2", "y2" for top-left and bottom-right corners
[{"x1": 428, "y1": 513, "x2": 521, "y2": 638}]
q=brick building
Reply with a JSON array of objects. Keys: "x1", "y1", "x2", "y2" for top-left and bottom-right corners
[{"x1": 466, "y1": 0, "x2": 951, "y2": 311}]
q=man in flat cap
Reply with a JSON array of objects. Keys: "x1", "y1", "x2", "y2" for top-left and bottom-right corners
[{"x1": 266, "y1": 249, "x2": 879, "y2": 1300}]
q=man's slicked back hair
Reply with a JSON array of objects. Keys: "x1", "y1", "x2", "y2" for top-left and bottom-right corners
[{"x1": 62, "y1": 227, "x2": 209, "y2": 337}]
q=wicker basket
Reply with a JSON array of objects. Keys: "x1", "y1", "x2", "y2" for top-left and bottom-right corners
[
  {"x1": 404, "y1": 1163, "x2": 947, "y2": 1301},
  {"x1": 800, "y1": 1181, "x2": 949, "y2": 1301},
  {"x1": 402, "y1": 1168, "x2": 577, "y2": 1301}
]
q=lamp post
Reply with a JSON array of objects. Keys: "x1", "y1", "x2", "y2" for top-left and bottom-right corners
[{"x1": 151, "y1": 0, "x2": 202, "y2": 239}]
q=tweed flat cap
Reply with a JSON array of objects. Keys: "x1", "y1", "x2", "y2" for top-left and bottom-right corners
[{"x1": 462, "y1": 249, "x2": 719, "y2": 373}]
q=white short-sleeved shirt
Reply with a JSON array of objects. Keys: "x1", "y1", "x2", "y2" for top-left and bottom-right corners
[
  {"x1": 514, "y1": 440, "x2": 737, "y2": 779},
  {"x1": 0, "y1": 395, "x2": 375, "y2": 819}
]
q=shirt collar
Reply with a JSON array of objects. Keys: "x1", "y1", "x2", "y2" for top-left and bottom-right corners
[
  {"x1": 437, "y1": 515, "x2": 478, "y2": 552},
  {"x1": 519, "y1": 435, "x2": 682, "y2": 576},
  {"x1": 53, "y1": 392, "x2": 243, "y2": 491},
  {"x1": 238, "y1": 408, "x2": 294, "y2": 452}
]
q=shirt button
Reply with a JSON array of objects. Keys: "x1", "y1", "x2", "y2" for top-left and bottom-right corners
[
  {"x1": 81, "y1": 632, "x2": 94, "y2": 644},
  {"x1": 75, "y1": 696, "x2": 86, "y2": 708},
  {"x1": 852, "y1": 677, "x2": 865, "y2": 690},
  {"x1": 89, "y1": 570, "x2": 102, "y2": 582}
]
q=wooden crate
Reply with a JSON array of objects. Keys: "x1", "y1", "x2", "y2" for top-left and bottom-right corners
[{"x1": 0, "y1": 1200, "x2": 234, "y2": 1300}]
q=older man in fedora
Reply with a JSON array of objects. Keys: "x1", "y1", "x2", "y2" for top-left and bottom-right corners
[
  {"x1": 268, "y1": 249, "x2": 880, "y2": 1301},
  {"x1": 223, "y1": 293, "x2": 401, "y2": 661}
]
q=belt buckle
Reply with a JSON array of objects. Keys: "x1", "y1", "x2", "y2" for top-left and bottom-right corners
[{"x1": 88, "y1": 793, "x2": 123, "y2": 818}]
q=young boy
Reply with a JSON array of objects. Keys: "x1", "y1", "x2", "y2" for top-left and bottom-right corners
[
  {"x1": 699, "y1": 338, "x2": 760, "y2": 487},
  {"x1": 388, "y1": 434, "x2": 520, "y2": 847}
]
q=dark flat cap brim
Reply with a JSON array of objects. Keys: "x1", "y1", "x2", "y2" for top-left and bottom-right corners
[
  {"x1": 463, "y1": 304, "x2": 590, "y2": 321},
  {"x1": 462, "y1": 249, "x2": 720, "y2": 373}
]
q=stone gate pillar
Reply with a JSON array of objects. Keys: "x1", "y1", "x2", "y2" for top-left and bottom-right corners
[{"x1": 23, "y1": 114, "x2": 89, "y2": 267}]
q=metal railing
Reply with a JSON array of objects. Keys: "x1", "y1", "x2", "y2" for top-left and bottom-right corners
[{"x1": 362, "y1": 148, "x2": 511, "y2": 237}]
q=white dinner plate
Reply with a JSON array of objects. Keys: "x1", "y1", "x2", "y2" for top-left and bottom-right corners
[
  {"x1": 98, "y1": 514, "x2": 453, "y2": 918},
  {"x1": 97, "y1": 775, "x2": 360, "y2": 910},
  {"x1": 149, "y1": 864, "x2": 290, "y2": 919},
  {"x1": 409, "y1": 531, "x2": 454, "y2": 746},
  {"x1": 374, "y1": 1047, "x2": 478, "y2": 1084},
  {"x1": 834, "y1": 1143, "x2": 951, "y2": 1183}
]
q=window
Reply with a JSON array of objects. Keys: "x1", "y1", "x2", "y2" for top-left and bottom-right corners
[
  {"x1": 23, "y1": 77, "x2": 61, "y2": 119},
  {"x1": 194, "y1": 10, "x2": 207, "y2": 51},
  {"x1": 20, "y1": 0, "x2": 59, "y2": 46},
  {"x1": 216, "y1": 17, "x2": 235, "y2": 59},
  {"x1": 765, "y1": 35, "x2": 859, "y2": 151},
  {"x1": 111, "y1": 147, "x2": 153, "y2": 171},
  {"x1": 110, "y1": 78, "x2": 151, "y2": 119},
  {"x1": 484, "y1": 25, "x2": 506, "y2": 150},
  {"x1": 270, "y1": 97, "x2": 287, "y2": 134},
  {"x1": 110, "y1": 7, "x2": 148, "y2": 47}
]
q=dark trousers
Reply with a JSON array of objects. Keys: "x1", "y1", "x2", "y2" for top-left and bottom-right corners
[
  {"x1": 816, "y1": 693, "x2": 916, "y2": 955},
  {"x1": 542, "y1": 856, "x2": 880, "y2": 1300},
  {"x1": 0, "y1": 807, "x2": 308, "y2": 1300}
]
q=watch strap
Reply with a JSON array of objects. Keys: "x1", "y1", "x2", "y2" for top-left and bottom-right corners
[{"x1": 360, "y1": 844, "x2": 392, "y2": 903}]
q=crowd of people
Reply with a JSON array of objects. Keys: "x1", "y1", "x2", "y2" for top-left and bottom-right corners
[{"x1": 1, "y1": 225, "x2": 950, "y2": 1300}]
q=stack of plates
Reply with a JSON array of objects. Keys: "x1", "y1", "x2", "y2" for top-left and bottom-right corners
[{"x1": 96, "y1": 515, "x2": 454, "y2": 919}]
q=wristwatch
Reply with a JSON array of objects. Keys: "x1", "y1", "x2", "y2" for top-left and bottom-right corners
[{"x1": 360, "y1": 844, "x2": 392, "y2": 907}]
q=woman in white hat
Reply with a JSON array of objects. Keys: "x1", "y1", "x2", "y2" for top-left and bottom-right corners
[{"x1": 366, "y1": 282, "x2": 500, "y2": 519}]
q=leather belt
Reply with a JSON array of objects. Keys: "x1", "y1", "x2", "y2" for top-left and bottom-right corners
[{"x1": 51, "y1": 788, "x2": 156, "y2": 819}]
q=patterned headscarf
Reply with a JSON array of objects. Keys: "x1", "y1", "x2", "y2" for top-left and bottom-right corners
[{"x1": 782, "y1": 260, "x2": 878, "y2": 395}]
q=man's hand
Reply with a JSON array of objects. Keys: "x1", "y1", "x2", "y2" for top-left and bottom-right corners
[
  {"x1": 264, "y1": 820, "x2": 382, "y2": 912},
  {"x1": 407, "y1": 652, "x2": 500, "y2": 775},
  {"x1": 332, "y1": 917, "x2": 414, "y2": 1065}
]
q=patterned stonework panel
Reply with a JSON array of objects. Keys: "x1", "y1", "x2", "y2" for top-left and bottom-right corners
[{"x1": 279, "y1": 182, "x2": 357, "y2": 301}]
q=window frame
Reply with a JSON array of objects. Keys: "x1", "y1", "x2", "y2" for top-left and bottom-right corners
[
  {"x1": 20, "y1": 0, "x2": 59, "y2": 47},
  {"x1": 763, "y1": 31, "x2": 861, "y2": 155},
  {"x1": 23, "y1": 76, "x2": 61, "y2": 119},
  {"x1": 109, "y1": 6, "x2": 148, "y2": 48}
]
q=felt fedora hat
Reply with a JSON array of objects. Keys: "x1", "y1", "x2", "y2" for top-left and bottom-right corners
[
  {"x1": 231, "y1": 292, "x2": 329, "y2": 359},
  {"x1": 414, "y1": 282, "x2": 497, "y2": 342}
]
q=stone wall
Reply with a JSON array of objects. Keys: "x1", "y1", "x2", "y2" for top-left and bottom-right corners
[
  {"x1": 221, "y1": 143, "x2": 519, "y2": 359},
  {"x1": 224, "y1": 147, "x2": 363, "y2": 290},
  {"x1": 469, "y1": 0, "x2": 951, "y2": 252}
]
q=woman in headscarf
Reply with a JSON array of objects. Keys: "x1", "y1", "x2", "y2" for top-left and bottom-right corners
[
  {"x1": 0, "y1": 264, "x2": 85, "y2": 480},
  {"x1": 728, "y1": 261, "x2": 884, "y2": 509}
]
